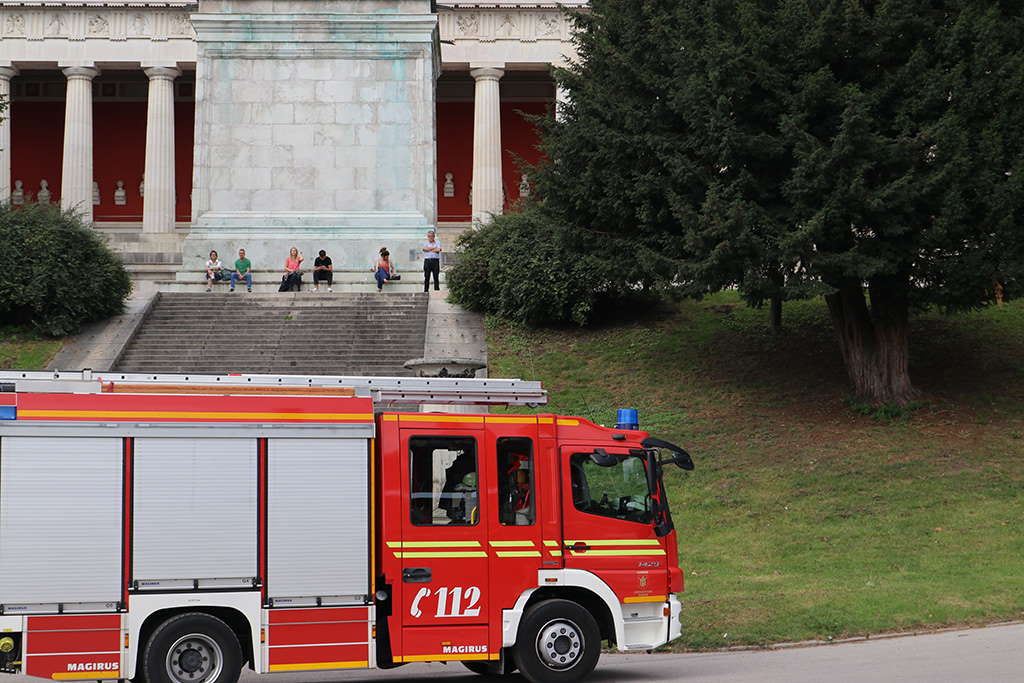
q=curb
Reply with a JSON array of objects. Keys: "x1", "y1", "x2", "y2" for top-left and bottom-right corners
[{"x1": 715, "y1": 619, "x2": 1024, "y2": 653}]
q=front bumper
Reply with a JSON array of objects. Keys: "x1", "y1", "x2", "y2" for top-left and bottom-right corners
[{"x1": 668, "y1": 594, "x2": 683, "y2": 642}]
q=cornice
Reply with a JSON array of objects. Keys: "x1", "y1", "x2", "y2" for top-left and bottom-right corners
[{"x1": 0, "y1": 2, "x2": 197, "y2": 6}]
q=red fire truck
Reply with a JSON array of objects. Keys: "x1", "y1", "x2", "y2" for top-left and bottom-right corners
[{"x1": 0, "y1": 371, "x2": 693, "y2": 683}]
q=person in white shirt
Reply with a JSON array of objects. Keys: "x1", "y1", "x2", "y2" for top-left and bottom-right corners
[
  {"x1": 422, "y1": 229, "x2": 442, "y2": 292},
  {"x1": 205, "y1": 250, "x2": 225, "y2": 292}
]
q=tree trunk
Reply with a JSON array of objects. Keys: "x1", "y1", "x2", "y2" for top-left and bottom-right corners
[
  {"x1": 769, "y1": 295, "x2": 783, "y2": 332},
  {"x1": 824, "y1": 280, "x2": 917, "y2": 405}
]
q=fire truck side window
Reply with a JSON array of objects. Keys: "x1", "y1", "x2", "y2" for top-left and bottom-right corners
[
  {"x1": 496, "y1": 437, "x2": 535, "y2": 526},
  {"x1": 409, "y1": 436, "x2": 479, "y2": 526},
  {"x1": 570, "y1": 453, "x2": 654, "y2": 524}
]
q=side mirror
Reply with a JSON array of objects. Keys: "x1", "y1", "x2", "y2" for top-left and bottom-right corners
[
  {"x1": 589, "y1": 448, "x2": 618, "y2": 467},
  {"x1": 642, "y1": 436, "x2": 695, "y2": 471},
  {"x1": 671, "y1": 451, "x2": 695, "y2": 471}
]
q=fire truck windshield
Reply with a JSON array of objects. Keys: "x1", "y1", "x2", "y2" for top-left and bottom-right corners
[{"x1": 570, "y1": 453, "x2": 655, "y2": 524}]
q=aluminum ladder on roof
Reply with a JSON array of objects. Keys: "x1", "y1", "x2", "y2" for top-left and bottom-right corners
[{"x1": 0, "y1": 370, "x2": 548, "y2": 407}]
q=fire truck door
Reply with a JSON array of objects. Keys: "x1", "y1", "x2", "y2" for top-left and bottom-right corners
[
  {"x1": 397, "y1": 430, "x2": 490, "y2": 654},
  {"x1": 560, "y1": 446, "x2": 670, "y2": 602},
  {"x1": 485, "y1": 424, "x2": 545, "y2": 612}
]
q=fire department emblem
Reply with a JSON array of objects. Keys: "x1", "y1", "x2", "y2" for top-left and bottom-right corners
[{"x1": 638, "y1": 576, "x2": 648, "y2": 589}]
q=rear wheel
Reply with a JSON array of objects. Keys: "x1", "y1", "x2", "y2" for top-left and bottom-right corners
[
  {"x1": 514, "y1": 599, "x2": 601, "y2": 683},
  {"x1": 141, "y1": 613, "x2": 243, "y2": 683}
]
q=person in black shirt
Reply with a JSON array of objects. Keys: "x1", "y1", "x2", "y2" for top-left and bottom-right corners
[{"x1": 312, "y1": 250, "x2": 333, "y2": 292}]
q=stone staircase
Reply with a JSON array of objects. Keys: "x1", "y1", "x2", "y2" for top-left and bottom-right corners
[{"x1": 113, "y1": 292, "x2": 429, "y2": 375}]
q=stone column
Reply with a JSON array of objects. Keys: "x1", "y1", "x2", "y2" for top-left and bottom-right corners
[
  {"x1": 470, "y1": 66, "x2": 504, "y2": 225},
  {"x1": 60, "y1": 66, "x2": 100, "y2": 218},
  {"x1": 143, "y1": 67, "x2": 180, "y2": 234},
  {"x1": 0, "y1": 66, "x2": 17, "y2": 204}
]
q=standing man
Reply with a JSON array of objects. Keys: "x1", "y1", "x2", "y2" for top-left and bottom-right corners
[
  {"x1": 230, "y1": 248, "x2": 253, "y2": 293},
  {"x1": 422, "y1": 229, "x2": 442, "y2": 292}
]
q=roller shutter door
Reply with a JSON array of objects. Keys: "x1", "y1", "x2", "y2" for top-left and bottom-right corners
[
  {"x1": 0, "y1": 436, "x2": 123, "y2": 606},
  {"x1": 133, "y1": 438, "x2": 256, "y2": 587},
  {"x1": 268, "y1": 438, "x2": 369, "y2": 602}
]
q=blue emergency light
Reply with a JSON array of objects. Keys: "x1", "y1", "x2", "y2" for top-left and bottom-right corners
[
  {"x1": 0, "y1": 406, "x2": 14, "y2": 420},
  {"x1": 615, "y1": 408, "x2": 639, "y2": 430}
]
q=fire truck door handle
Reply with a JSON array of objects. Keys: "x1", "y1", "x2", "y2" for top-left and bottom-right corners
[
  {"x1": 402, "y1": 567, "x2": 432, "y2": 583},
  {"x1": 565, "y1": 542, "x2": 591, "y2": 553}
]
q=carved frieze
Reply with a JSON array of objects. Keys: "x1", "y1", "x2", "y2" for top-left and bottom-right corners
[
  {"x1": 0, "y1": 8, "x2": 195, "y2": 42},
  {"x1": 440, "y1": 10, "x2": 569, "y2": 43}
]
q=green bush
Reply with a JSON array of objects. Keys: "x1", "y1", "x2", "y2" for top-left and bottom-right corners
[
  {"x1": 447, "y1": 205, "x2": 667, "y2": 326},
  {"x1": 0, "y1": 203, "x2": 131, "y2": 336}
]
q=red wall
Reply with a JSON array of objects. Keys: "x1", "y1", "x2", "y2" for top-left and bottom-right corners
[
  {"x1": 501, "y1": 101, "x2": 549, "y2": 208},
  {"x1": 10, "y1": 99, "x2": 194, "y2": 222},
  {"x1": 175, "y1": 101, "x2": 195, "y2": 222},
  {"x1": 10, "y1": 101, "x2": 65, "y2": 204},
  {"x1": 436, "y1": 100, "x2": 551, "y2": 222},
  {"x1": 94, "y1": 102, "x2": 146, "y2": 221}
]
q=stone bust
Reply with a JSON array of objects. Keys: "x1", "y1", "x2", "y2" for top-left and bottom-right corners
[
  {"x1": 11, "y1": 180, "x2": 24, "y2": 205},
  {"x1": 443, "y1": 172, "x2": 455, "y2": 198},
  {"x1": 114, "y1": 180, "x2": 127, "y2": 206},
  {"x1": 36, "y1": 180, "x2": 51, "y2": 205}
]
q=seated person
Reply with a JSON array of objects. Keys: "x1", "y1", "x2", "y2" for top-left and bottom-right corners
[
  {"x1": 312, "y1": 249, "x2": 333, "y2": 292},
  {"x1": 373, "y1": 247, "x2": 398, "y2": 291},
  {"x1": 205, "y1": 250, "x2": 225, "y2": 291},
  {"x1": 279, "y1": 247, "x2": 304, "y2": 292},
  {"x1": 229, "y1": 249, "x2": 253, "y2": 292}
]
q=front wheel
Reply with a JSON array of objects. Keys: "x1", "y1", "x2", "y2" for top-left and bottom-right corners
[
  {"x1": 514, "y1": 599, "x2": 601, "y2": 683},
  {"x1": 141, "y1": 613, "x2": 243, "y2": 683}
]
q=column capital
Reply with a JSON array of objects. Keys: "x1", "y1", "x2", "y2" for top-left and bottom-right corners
[
  {"x1": 470, "y1": 66, "x2": 505, "y2": 82},
  {"x1": 144, "y1": 67, "x2": 182, "y2": 82},
  {"x1": 62, "y1": 66, "x2": 101, "y2": 81},
  {"x1": 0, "y1": 66, "x2": 19, "y2": 82}
]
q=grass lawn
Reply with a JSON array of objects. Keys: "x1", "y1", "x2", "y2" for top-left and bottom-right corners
[
  {"x1": 0, "y1": 324, "x2": 63, "y2": 370},
  {"x1": 487, "y1": 293, "x2": 1024, "y2": 650}
]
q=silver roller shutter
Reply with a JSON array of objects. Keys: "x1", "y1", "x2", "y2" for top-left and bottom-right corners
[
  {"x1": 268, "y1": 438, "x2": 369, "y2": 602},
  {"x1": 0, "y1": 436, "x2": 123, "y2": 606},
  {"x1": 133, "y1": 438, "x2": 256, "y2": 587}
]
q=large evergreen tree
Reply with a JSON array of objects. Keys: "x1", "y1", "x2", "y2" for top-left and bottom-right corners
[{"x1": 534, "y1": 0, "x2": 1024, "y2": 403}]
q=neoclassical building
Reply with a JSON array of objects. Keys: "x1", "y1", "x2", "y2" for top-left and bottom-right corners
[{"x1": 0, "y1": 0, "x2": 584, "y2": 279}]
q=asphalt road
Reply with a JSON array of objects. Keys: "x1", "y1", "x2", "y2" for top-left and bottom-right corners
[{"x1": 239, "y1": 623, "x2": 1023, "y2": 683}]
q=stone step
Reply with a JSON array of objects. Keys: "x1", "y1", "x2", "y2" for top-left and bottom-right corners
[
  {"x1": 113, "y1": 291, "x2": 429, "y2": 376},
  {"x1": 157, "y1": 281, "x2": 443, "y2": 294}
]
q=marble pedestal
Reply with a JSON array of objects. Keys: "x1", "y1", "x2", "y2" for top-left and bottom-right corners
[{"x1": 183, "y1": 0, "x2": 440, "y2": 272}]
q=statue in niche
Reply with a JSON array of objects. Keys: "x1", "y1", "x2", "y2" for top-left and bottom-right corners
[
  {"x1": 139, "y1": 175, "x2": 144, "y2": 198},
  {"x1": 114, "y1": 180, "x2": 127, "y2": 206},
  {"x1": 46, "y1": 14, "x2": 65, "y2": 36},
  {"x1": 11, "y1": 180, "x2": 25, "y2": 205},
  {"x1": 93, "y1": 182, "x2": 101, "y2": 205},
  {"x1": 87, "y1": 14, "x2": 109, "y2": 36},
  {"x1": 36, "y1": 180, "x2": 51, "y2": 205},
  {"x1": 518, "y1": 174, "x2": 531, "y2": 198},
  {"x1": 443, "y1": 172, "x2": 455, "y2": 198}
]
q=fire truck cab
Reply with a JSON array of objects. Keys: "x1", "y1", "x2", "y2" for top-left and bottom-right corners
[{"x1": 0, "y1": 371, "x2": 691, "y2": 683}]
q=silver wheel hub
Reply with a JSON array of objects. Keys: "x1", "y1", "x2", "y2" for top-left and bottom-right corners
[
  {"x1": 536, "y1": 619, "x2": 584, "y2": 670},
  {"x1": 166, "y1": 633, "x2": 223, "y2": 683}
]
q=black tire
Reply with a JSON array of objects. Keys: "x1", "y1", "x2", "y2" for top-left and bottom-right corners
[
  {"x1": 141, "y1": 613, "x2": 243, "y2": 683},
  {"x1": 514, "y1": 599, "x2": 601, "y2": 683}
]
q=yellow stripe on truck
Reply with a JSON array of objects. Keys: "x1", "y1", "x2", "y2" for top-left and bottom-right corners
[
  {"x1": 565, "y1": 539, "x2": 663, "y2": 546},
  {"x1": 624, "y1": 595, "x2": 668, "y2": 604},
  {"x1": 570, "y1": 549, "x2": 667, "y2": 557},
  {"x1": 495, "y1": 551, "x2": 542, "y2": 558},
  {"x1": 387, "y1": 541, "x2": 482, "y2": 548},
  {"x1": 52, "y1": 673, "x2": 120, "y2": 680}
]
